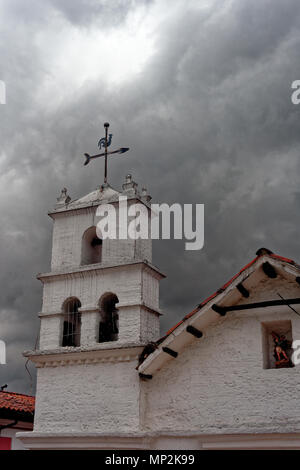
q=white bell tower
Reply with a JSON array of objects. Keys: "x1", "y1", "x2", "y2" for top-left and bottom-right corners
[{"x1": 22, "y1": 175, "x2": 165, "y2": 441}]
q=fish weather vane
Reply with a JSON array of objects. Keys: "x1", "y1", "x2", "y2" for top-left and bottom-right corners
[{"x1": 84, "y1": 122, "x2": 129, "y2": 185}]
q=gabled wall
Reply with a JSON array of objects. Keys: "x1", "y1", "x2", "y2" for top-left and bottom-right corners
[{"x1": 141, "y1": 275, "x2": 300, "y2": 434}]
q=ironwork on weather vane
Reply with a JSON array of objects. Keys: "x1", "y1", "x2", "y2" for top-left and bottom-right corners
[{"x1": 83, "y1": 122, "x2": 129, "y2": 185}]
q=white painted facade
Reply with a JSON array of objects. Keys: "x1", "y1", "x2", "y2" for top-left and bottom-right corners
[
  {"x1": 0, "y1": 421, "x2": 32, "y2": 450},
  {"x1": 18, "y1": 177, "x2": 300, "y2": 449}
]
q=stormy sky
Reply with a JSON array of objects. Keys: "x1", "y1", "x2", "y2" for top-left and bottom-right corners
[{"x1": 1, "y1": 0, "x2": 300, "y2": 394}]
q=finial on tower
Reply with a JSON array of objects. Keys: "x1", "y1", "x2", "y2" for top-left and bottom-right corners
[
  {"x1": 56, "y1": 187, "x2": 71, "y2": 207},
  {"x1": 141, "y1": 187, "x2": 152, "y2": 203},
  {"x1": 122, "y1": 174, "x2": 138, "y2": 196}
]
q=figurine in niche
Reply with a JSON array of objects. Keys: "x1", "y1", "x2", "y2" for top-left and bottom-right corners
[{"x1": 271, "y1": 331, "x2": 293, "y2": 368}]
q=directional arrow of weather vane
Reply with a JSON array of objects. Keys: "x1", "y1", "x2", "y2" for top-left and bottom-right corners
[{"x1": 83, "y1": 122, "x2": 129, "y2": 185}]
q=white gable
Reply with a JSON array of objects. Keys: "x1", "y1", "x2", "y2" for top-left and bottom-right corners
[
  {"x1": 139, "y1": 257, "x2": 300, "y2": 435},
  {"x1": 138, "y1": 253, "x2": 300, "y2": 376}
]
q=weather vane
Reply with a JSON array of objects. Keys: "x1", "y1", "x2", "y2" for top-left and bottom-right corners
[{"x1": 83, "y1": 122, "x2": 129, "y2": 185}]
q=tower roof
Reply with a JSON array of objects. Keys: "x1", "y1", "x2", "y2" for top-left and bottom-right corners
[
  {"x1": 68, "y1": 184, "x2": 121, "y2": 208},
  {"x1": 50, "y1": 175, "x2": 151, "y2": 216},
  {"x1": 51, "y1": 183, "x2": 122, "y2": 215}
]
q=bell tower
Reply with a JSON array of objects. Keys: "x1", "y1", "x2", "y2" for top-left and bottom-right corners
[
  {"x1": 23, "y1": 173, "x2": 165, "y2": 438},
  {"x1": 39, "y1": 175, "x2": 163, "y2": 350}
]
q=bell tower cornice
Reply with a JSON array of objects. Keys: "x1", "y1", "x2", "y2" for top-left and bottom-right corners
[{"x1": 37, "y1": 259, "x2": 165, "y2": 283}]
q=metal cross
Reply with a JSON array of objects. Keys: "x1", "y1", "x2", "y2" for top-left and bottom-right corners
[{"x1": 83, "y1": 122, "x2": 129, "y2": 185}]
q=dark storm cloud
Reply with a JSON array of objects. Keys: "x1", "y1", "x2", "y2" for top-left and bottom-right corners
[
  {"x1": 2, "y1": 0, "x2": 152, "y2": 27},
  {"x1": 47, "y1": 0, "x2": 153, "y2": 27},
  {"x1": 1, "y1": 0, "x2": 300, "y2": 393}
]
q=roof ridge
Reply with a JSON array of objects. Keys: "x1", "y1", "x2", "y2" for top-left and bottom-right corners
[
  {"x1": 0, "y1": 391, "x2": 35, "y2": 399},
  {"x1": 138, "y1": 249, "x2": 299, "y2": 373},
  {"x1": 159, "y1": 250, "x2": 297, "y2": 341}
]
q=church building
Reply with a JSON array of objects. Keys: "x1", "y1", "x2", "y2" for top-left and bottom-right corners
[{"x1": 18, "y1": 169, "x2": 300, "y2": 450}]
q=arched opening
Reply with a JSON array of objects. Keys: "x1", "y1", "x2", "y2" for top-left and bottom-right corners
[
  {"x1": 62, "y1": 297, "x2": 81, "y2": 347},
  {"x1": 98, "y1": 293, "x2": 119, "y2": 343},
  {"x1": 81, "y1": 226, "x2": 102, "y2": 265}
]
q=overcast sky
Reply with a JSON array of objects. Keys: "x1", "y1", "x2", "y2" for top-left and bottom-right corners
[{"x1": 1, "y1": 0, "x2": 300, "y2": 394}]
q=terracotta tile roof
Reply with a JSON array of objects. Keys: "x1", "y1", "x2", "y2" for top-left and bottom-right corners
[
  {"x1": 0, "y1": 392, "x2": 35, "y2": 415},
  {"x1": 160, "y1": 250, "x2": 296, "y2": 341}
]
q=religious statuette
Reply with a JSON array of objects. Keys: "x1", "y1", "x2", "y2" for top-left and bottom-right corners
[{"x1": 272, "y1": 331, "x2": 293, "y2": 368}]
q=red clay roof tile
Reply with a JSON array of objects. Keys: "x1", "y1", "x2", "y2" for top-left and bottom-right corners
[{"x1": 0, "y1": 392, "x2": 35, "y2": 414}]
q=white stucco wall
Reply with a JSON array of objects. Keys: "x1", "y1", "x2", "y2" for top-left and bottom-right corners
[
  {"x1": 33, "y1": 358, "x2": 141, "y2": 433},
  {"x1": 141, "y1": 276, "x2": 300, "y2": 435},
  {"x1": 41, "y1": 264, "x2": 144, "y2": 314},
  {"x1": 39, "y1": 263, "x2": 162, "y2": 349},
  {"x1": 51, "y1": 200, "x2": 152, "y2": 271},
  {"x1": 26, "y1": 180, "x2": 300, "y2": 446},
  {"x1": 34, "y1": 271, "x2": 300, "y2": 438}
]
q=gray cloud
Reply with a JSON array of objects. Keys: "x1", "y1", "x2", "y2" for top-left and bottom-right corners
[
  {"x1": 48, "y1": 0, "x2": 151, "y2": 27},
  {"x1": 1, "y1": 0, "x2": 300, "y2": 393}
]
